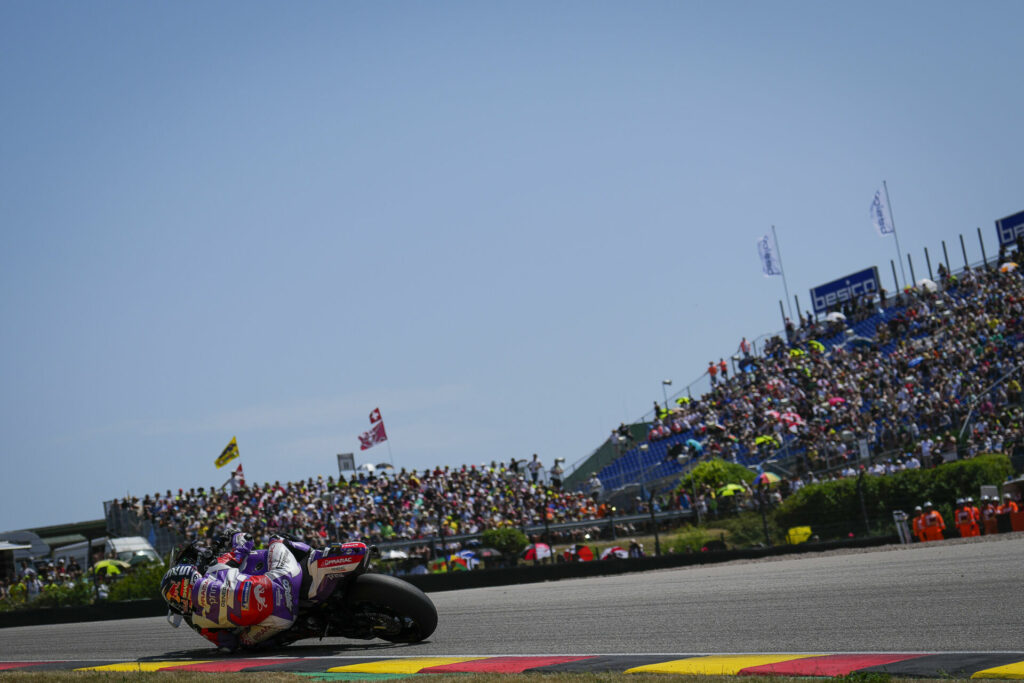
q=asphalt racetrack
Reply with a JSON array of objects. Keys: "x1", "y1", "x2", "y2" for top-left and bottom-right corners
[{"x1": 2, "y1": 536, "x2": 1023, "y2": 662}]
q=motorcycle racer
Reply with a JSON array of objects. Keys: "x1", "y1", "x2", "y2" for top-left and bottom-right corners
[{"x1": 161, "y1": 532, "x2": 302, "y2": 652}]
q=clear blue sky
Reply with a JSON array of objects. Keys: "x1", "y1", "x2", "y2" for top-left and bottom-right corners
[{"x1": 2, "y1": 1, "x2": 1022, "y2": 530}]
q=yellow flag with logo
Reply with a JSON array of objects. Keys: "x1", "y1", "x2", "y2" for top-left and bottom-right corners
[{"x1": 215, "y1": 437, "x2": 239, "y2": 468}]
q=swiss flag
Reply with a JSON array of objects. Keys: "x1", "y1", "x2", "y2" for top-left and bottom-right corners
[
  {"x1": 359, "y1": 421, "x2": 388, "y2": 451},
  {"x1": 369, "y1": 407, "x2": 382, "y2": 424}
]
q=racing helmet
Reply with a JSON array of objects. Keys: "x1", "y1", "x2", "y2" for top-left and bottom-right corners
[{"x1": 160, "y1": 564, "x2": 200, "y2": 614}]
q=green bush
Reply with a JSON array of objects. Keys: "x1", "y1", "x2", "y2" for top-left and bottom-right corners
[
  {"x1": 0, "y1": 580, "x2": 93, "y2": 611},
  {"x1": 712, "y1": 511, "x2": 783, "y2": 548},
  {"x1": 480, "y1": 527, "x2": 528, "y2": 558},
  {"x1": 0, "y1": 595, "x2": 22, "y2": 612},
  {"x1": 33, "y1": 581, "x2": 94, "y2": 608},
  {"x1": 774, "y1": 454, "x2": 1014, "y2": 539},
  {"x1": 676, "y1": 458, "x2": 756, "y2": 493},
  {"x1": 108, "y1": 561, "x2": 167, "y2": 602},
  {"x1": 666, "y1": 525, "x2": 712, "y2": 553}
]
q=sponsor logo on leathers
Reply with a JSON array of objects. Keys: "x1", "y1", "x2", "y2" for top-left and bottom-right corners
[
  {"x1": 317, "y1": 555, "x2": 360, "y2": 568},
  {"x1": 199, "y1": 579, "x2": 218, "y2": 607},
  {"x1": 338, "y1": 543, "x2": 368, "y2": 555},
  {"x1": 282, "y1": 578, "x2": 293, "y2": 613},
  {"x1": 169, "y1": 564, "x2": 195, "y2": 579},
  {"x1": 253, "y1": 583, "x2": 267, "y2": 612}
]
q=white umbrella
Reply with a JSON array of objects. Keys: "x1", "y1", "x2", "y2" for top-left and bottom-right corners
[
  {"x1": 916, "y1": 278, "x2": 938, "y2": 293},
  {"x1": 825, "y1": 312, "x2": 846, "y2": 323},
  {"x1": 600, "y1": 546, "x2": 629, "y2": 560}
]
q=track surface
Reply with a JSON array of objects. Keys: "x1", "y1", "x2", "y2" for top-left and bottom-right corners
[{"x1": 2, "y1": 536, "x2": 1023, "y2": 673}]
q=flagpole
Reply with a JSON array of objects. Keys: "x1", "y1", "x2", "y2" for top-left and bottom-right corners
[
  {"x1": 883, "y1": 181, "x2": 907, "y2": 288},
  {"x1": 772, "y1": 225, "x2": 794, "y2": 320}
]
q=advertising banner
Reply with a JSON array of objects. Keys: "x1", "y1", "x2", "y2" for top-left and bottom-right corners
[
  {"x1": 996, "y1": 209, "x2": 1024, "y2": 247},
  {"x1": 810, "y1": 266, "x2": 881, "y2": 314},
  {"x1": 337, "y1": 453, "x2": 355, "y2": 472}
]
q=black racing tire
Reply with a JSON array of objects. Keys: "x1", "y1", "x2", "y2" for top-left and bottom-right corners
[{"x1": 341, "y1": 573, "x2": 438, "y2": 643}]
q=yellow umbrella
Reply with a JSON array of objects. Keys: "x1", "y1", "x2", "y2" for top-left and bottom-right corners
[
  {"x1": 717, "y1": 483, "x2": 746, "y2": 497},
  {"x1": 809, "y1": 340, "x2": 825, "y2": 352},
  {"x1": 91, "y1": 559, "x2": 130, "y2": 576}
]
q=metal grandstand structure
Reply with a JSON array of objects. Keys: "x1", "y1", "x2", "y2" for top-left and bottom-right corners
[{"x1": 579, "y1": 252, "x2": 1002, "y2": 501}]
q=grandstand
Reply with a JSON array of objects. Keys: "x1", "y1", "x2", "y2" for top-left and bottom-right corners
[
  {"x1": 579, "y1": 314, "x2": 895, "y2": 495},
  {"x1": 578, "y1": 260, "x2": 1024, "y2": 505}
]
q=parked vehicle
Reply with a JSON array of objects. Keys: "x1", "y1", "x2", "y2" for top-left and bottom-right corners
[{"x1": 52, "y1": 536, "x2": 160, "y2": 568}]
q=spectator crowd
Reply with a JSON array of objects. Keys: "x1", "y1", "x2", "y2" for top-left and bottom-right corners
[
  {"x1": 110, "y1": 456, "x2": 629, "y2": 554},
  {"x1": 642, "y1": 262, "x2": 1024, "y2": 502},
  {"x1": 0, "y1": 557, "x2": 94, "y2": 608},
  {"x1": 96, "y1": 260, "x2": 1024, "y2": 559}
]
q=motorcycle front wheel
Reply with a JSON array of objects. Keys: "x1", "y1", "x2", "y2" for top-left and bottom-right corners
[{"x1": 340, "y1": 573, "x2": 438, "y2": 643}]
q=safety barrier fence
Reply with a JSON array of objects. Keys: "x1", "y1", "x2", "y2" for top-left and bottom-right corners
[{"x1": 0, "y1": 532, "x2": 897, "y2": 629}]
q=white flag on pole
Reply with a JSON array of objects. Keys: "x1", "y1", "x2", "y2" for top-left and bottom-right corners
[
  {"x1": 871, "y1": 187, "x2": 894, "y2": 236},
  {"x1": 757, "y1": 234, "x2": 782, "y2": 277}
]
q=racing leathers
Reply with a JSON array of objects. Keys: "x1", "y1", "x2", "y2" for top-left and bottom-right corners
[{"x1": 182, "y1": 533, "x2": 302, "y2": 650}]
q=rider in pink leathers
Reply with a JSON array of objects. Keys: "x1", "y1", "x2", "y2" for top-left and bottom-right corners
[{"x1": 161, "y1": 532, "x2": 302, "y2": 651}]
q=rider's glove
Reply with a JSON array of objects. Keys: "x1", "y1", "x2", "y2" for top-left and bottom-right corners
[
  {"x1": 230, "y1": 531, "x2": 254, "y2": 550},
  {"x1": 194, "y1": 547, "x2": 214, "y2": 573},
  {"x1": 216, "y1": 528, "x2": 242, "y2": 546},
  {"x1": 211, "y1": 530, "x2": 254, "y2": 568}
]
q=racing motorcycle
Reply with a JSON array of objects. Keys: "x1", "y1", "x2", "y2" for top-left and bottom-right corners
[{"x1": 166, "y1": 535, "x2": 437, "y2": 647}]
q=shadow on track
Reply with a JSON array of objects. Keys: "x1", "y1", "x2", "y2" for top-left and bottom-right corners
[{"x1": 147, "y1": 639, "x2": 436, "y2": 660}]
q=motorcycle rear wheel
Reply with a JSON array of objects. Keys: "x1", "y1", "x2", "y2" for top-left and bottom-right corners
[{"x1": 340, "y1": 573, "x2": 438, "y2": 643}]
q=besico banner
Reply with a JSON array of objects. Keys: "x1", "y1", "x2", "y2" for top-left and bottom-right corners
[
  {"x1": 995, "y1": 209, "x2": 1024, "y2": 247},
  {"x1": 810, "y1": 266, "x2": 881, "y2": 314}
]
